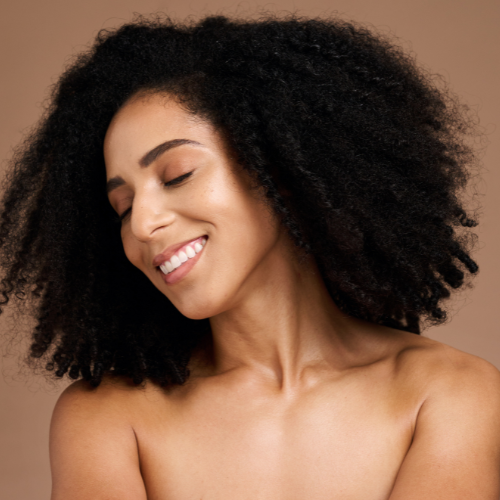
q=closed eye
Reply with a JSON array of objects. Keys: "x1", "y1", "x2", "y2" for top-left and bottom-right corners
[
  {"x1": 117, "y1": 206, "x2": 132, "y2": 223},
  {"x1": 116, "y1": 171, "x2": 194, "y2": 223},
  {"x1": 164, "y1": 171, "x2": 193, "y2": 187}
]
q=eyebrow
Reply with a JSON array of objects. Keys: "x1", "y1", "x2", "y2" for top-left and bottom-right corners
[
  {"x1": 106, "y1": 138, "x2": 204, "y2": 193},
  {"x1": 140, "y1": 138, "x2": 204, "y2": 168}
]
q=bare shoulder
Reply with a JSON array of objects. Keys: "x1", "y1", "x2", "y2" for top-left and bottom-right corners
[
  {"x1": 54, "y1": 374, "x2": 150, "y2": 413},
  {"x1": 50, "y1": 375, "x2": 150, "y2": 500},
  {"x1": 51, "y1": 374, "x2": 167, "y2": 442},
  {"x1": 387, "y1": 334, "x2": 500, "y2": 498},
  {"x1": 391, "y1": 331, "x2": 500, "y2": 401}
]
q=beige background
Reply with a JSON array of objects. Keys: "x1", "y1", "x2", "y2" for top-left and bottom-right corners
[{"x1": 1, "y1": 0, "x2": 499, "y2": 498}]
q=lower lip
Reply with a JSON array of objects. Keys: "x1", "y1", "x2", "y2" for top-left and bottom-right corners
[{"x1": 158, "y1": 236, "x2": 207, "y2": 285}]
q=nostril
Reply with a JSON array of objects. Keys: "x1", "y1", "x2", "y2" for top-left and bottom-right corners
[{"x1": 130, "y1": 208, "x2": 176, "y2": 242}]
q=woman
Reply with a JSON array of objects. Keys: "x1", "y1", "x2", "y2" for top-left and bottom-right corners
[{"x1": 1, "y1": 13, "x2": 499, "y2": 499}]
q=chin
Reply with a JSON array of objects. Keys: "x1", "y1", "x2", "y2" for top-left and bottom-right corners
[{"x1": 172, "y1": 296, "x2": 221, "y2": 321}]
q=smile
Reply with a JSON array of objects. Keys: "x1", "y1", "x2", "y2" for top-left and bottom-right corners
[{"x1": 157, "y1": 236, "x2": 207, "y2": 276}]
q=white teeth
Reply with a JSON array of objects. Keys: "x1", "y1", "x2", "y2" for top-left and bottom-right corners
[
  {"x1": 171, "y1": 255, "x2": 181, "y2": 269},
  {"x1": 159, "y1": 236, "x2": 208, "y2": 275}
]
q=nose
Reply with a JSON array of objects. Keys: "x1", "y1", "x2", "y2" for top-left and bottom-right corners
[{"x1": 129, "y1": 194, "x2": 175, "y2": 243}]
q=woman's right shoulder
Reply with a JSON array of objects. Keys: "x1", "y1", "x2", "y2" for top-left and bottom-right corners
[
  {"x1": 50, "y1": 375, "x2": 150, "y2": 500},
  {"x1": 52, "y1": 373, "x2": 171, "y2": 432},
  {"x1": 56, "y1": 373, "x2": 148, "y2": 404},
  {"x1": 54, "y1": 375, "x2": 143, "y2": 418}
]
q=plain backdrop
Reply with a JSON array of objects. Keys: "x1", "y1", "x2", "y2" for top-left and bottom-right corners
[{"x1": 1, "y1": 0, "x2": 499, "y2": 498}]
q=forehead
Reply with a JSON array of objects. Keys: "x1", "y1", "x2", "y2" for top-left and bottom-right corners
[{"x1": 103, "y1": 94, "x2": 215, "y2": 168}]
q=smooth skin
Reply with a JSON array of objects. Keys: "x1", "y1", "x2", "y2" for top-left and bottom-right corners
[{"x1": 50, "y1": 93, "x2": 500, "y2": 500}]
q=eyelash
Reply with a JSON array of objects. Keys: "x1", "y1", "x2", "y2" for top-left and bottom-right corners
[{"x1": 116, "y1": 171, "x2": 193, "y2": 223}]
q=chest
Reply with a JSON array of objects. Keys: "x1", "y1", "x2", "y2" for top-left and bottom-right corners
[{"x1": 134, "y1": 383, "x2": 417, "y2": 500}]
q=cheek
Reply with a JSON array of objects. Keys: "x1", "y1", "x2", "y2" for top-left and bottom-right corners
[
  {"x1": 202, "y1": 172, "x2": 280, "y2": 271},
  {"x1": 201, "y1": 165, "x2": 276, "y2": 234}
]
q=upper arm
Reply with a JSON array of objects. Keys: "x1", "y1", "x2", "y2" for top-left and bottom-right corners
[
  {"x1": 50, "y1": 380, "x2": 148, "y2": 500},
  {"x1": 389, "y1": 353, "x2": 500, "y2": 500}
]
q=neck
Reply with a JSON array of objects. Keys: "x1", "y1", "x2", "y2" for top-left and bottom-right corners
[{"x1": 208, "y1": 235, "x2": 359, "y2": 392}]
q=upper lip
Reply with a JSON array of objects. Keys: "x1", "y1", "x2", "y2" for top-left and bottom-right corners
[{"x1": 152, "y1": 235, "x2": 206, "y2": 267}]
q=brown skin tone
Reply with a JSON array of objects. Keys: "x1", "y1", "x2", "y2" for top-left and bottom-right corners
[{"x1": 50, "y1": 93, "x2": 500, "y2": 500}]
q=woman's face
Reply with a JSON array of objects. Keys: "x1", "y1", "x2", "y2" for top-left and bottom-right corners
[{"x1": 104, "y1": 93, "x2": 287, "y2": 319}]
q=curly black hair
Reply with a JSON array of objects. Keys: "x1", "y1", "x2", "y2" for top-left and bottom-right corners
[{"x1": 0, "y1": 13, "x2": 480, "y2": 387}]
